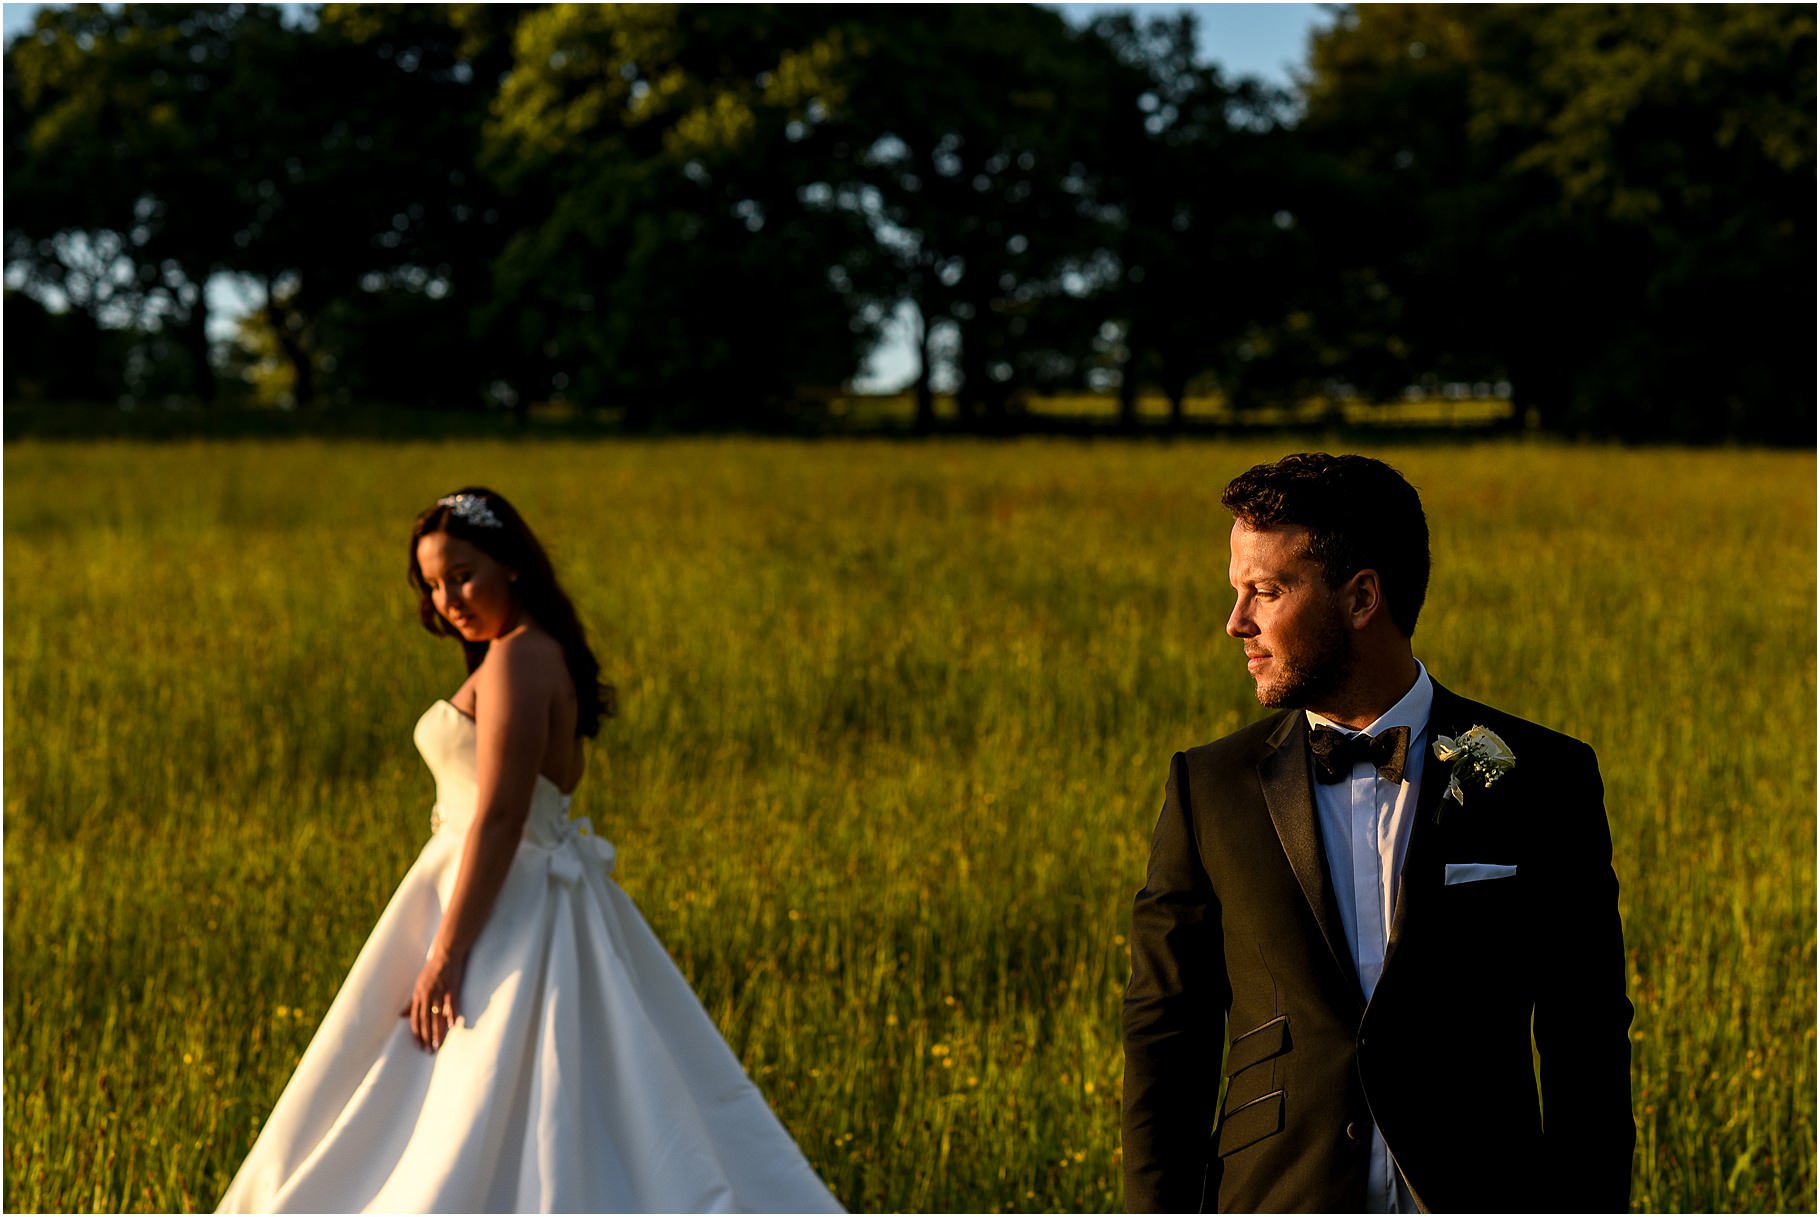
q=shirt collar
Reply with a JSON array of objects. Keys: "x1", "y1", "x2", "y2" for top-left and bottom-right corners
[{"x1": 1304, "y1": 658, "x2": 1434, "y2": 739}]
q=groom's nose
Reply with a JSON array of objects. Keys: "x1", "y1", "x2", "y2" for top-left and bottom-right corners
[{"x1": 1226, "y1": 596, "x2": 1254, "y2": 639}]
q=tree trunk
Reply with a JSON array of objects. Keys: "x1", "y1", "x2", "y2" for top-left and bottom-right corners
[
  {"x1": 177, "y1": 286, "x2": 217, "y2": 404},
  {"x1": 264, "y1": 277, "x2": 314, "y2": 408},
  {"x1": 1508, "y1": 358, "x2": 1568, "y2": 435},
  {"x1": 1117, "y1": 320, "x2": 1140, "y2": 432},
  {"x1": 1164, "y1": 371, "x2": 1187, "y2": 434},
  {"x1": 912, "y1": 299, "x2": 935, "y2": 435},
  {"x1": 272, "y1": 309, "x2": 314, "y2": 408},
  {"x1": 954, "y1": 320, "x2": 989, "y2": 428}
]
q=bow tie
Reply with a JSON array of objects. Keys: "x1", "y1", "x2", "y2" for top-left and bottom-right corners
[{"x1": 1308, "y1": 724, "x2": 1410, "y2": 786}]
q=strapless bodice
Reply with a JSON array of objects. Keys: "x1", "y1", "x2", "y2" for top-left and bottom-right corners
[{"x1": 412, "y1": 700, "x2": 583, "y2": 850}]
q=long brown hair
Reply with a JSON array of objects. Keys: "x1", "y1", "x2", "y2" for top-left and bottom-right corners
[{"x1": 407, "y1": 487, "x2": 614, "y2": 737}]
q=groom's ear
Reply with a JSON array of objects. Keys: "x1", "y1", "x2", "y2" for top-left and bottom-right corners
[{"x1": 1341, "y1": 569, "x2": 1386, "y2": 631}]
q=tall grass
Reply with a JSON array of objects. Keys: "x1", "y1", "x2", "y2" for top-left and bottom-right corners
[{"x1": 4, "y1": 438, "x2": 1812, "y2": 1211}]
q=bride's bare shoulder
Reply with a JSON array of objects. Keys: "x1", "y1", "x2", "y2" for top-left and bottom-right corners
[{"x1": 480, "y1": 626, "x2": 567, "y2": 694}]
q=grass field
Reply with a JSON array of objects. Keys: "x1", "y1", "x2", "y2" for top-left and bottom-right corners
[
  {"x1": 817, "y1": 391, "x2": 1518, "y2": 430},
  {"x1": 4, "y1": 437, "x2": 1813, "y2": 1212}
]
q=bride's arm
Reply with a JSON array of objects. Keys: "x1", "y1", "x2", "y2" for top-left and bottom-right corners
[{"x1": 405, "y1": 632, "x2": 556, "y2": 1050}]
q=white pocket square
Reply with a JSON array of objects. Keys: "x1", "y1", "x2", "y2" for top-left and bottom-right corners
[{"x1": 1445, "y1": 862, "x2": 1518, "y2": 885}]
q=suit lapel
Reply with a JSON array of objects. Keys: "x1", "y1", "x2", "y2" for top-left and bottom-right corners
[
  {"x1": 1257, "y1": 711, "x2": 1360, "y2": 997},
  {"x1": 1382, "y1": 682, "x2": 1468, "y2": 974}
]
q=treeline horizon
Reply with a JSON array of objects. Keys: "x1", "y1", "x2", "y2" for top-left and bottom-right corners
[{"x1": 5, "y1": 4, "x2": 1814, "y2": 443}]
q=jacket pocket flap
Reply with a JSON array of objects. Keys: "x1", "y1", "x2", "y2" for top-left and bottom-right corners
[
  {"x1": 1226, "y1": 1014, "x2": 1290, "y2": 1075},
  {"x1": 1216, "y1": 1089, "x2": 1285, "y2": 1158}
]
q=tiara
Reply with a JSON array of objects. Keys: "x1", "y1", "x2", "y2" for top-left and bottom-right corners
[{"x1": 437, "y1": 493, "x2": 503, "y2": 528}]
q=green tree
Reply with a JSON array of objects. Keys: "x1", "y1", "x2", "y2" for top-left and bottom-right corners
[
  {"x1": 1301, "y1": 3, "x2": 1815, "y2": 441},
  {"x1": 481, "y1": 4, "x2": 881, "y2": 427},
  {"x1": 1089, "y1": 12, "x2": 1320, "y2": 429},
  {"x1": 1485, "y1": 3, "x2": 1814, "y2": 441},
  {"x1": 828, "y1": 7, "x2": 1124, "y2": 430},
  {"x1": 5, "y1": 4, "x2": 527, "y2": 410},
  {"x1": 305, "y1": 3, "x2": 529, "y2": 410},
  {"x1": 2, "y1": 288, "x2": 131, "y2": 401},
  {"x1": 3, "y1": 4, "x2": 297, "y2": 401}
]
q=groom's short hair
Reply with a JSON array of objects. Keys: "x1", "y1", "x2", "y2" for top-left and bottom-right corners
[{"x1": 1221, "y1": 452, "x2": 1430, "y2": 637}]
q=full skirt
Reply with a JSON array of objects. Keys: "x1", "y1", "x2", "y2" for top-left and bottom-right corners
[{"x1": 217, "y1": 824, "x2": 843, "y2": 1213}]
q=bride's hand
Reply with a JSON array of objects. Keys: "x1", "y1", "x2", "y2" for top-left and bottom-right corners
[{"x1": 400, "y1": 946, "x2": 465, "y2": 1052}]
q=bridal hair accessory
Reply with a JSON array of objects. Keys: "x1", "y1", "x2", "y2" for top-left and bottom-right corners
[
  {"x1": 437, "y1": 493, "x2": 503, "y2": 529},
  {"x1": 1431, "y1": 725, "x2": 1515, "y2": 819}
]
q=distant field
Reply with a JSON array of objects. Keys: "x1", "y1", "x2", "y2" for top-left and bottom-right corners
[
  {"x1": 4, "y1": 438, "x2": 1812, "y2": 1211},
  {"x1": 818, "y1": 391, "x2": 1517, "y2": 429},
  {"x1": 1, "y1": 390, "x2": 1519, "y2": 442}
]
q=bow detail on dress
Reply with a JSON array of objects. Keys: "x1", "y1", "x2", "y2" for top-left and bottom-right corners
[{"x1": 547, "y1": 814, "x2": 616, "y2": 886}]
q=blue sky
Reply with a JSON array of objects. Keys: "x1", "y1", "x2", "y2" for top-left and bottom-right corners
[
  {"x1": 1059, "y1": 3, "x2": 1330, "y2": 85},
  {"x1": 3, "y1": 2, "x2": 1333, "y2": 391}
]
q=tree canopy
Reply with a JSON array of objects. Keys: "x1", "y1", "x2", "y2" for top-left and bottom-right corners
[{"x1": 5, "y1": 3, "x2": 1812, "y2": 441}]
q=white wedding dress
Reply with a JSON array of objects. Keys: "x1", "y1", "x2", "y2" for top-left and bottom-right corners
[{"x1": 218, "y1": 700, "x2": 843, "y2": 1213}]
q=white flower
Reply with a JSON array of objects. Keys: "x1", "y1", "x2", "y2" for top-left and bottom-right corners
[{"x1": 1431, "y1": 724, "x2": 1516, "y2": 812}]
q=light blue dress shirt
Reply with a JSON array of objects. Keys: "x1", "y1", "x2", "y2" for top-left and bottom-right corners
[{"x1": 1304, "y1": 659, "x2": 1433, "y2": 1214}]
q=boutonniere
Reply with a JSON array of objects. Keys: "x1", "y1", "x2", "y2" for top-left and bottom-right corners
[{"x1": 1431, "y1": 725, "x2": 1515, "y2": 820}]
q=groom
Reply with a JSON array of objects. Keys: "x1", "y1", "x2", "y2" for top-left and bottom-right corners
[{"x1": 1121, "y1": 454, "x2": 1634, "y2": 1212}]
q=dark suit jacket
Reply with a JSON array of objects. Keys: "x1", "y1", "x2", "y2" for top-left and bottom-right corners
[{"x1": 1121, "y1": 682, "x2": 1634, "y2": 1212}]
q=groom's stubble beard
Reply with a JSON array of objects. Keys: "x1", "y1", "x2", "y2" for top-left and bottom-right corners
[{"x1": 1251, "y1": 602, "x2": 1354, "y2": 710}]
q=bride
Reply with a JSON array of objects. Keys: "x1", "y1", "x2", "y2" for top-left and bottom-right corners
[{"x1": 218, "y1": 488, "x2": 843, "y2": 1213}]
